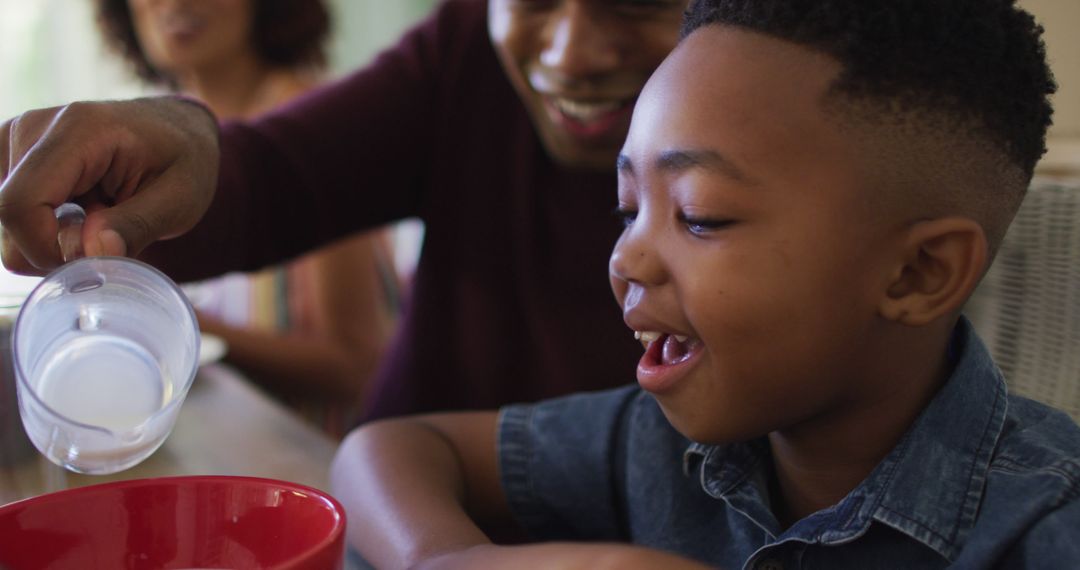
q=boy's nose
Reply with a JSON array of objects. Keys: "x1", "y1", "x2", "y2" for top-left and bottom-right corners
[
  {"x1": 539, "y1": 4, "x2": 622, "y2": 80},
  {"x1": 609, "y1": 225, "x2": 667, "y2": 290}
]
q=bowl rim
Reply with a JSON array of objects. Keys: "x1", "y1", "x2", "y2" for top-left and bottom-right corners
[{"x1": 0, "y1": 475, "x2": 347, "y2": 568}]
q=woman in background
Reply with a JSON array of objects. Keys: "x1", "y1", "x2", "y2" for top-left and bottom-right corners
[{"x1": 96, "y1": 0, "x2": 401, "y2": 437}]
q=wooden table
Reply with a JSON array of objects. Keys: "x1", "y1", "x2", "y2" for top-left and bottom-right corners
[{"x1": 0, "y1": 362, "x2": 339, "y2": 505}]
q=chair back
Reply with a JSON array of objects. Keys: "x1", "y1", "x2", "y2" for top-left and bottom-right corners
[{"x1": 968, "y1": 177, "x2": 1080, "y2": 421}]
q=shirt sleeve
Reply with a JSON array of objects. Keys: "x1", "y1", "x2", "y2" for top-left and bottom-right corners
[
  {"x1": 497, "y1": 385, "x2": 642, "y2": 541},
  {"x1": 143, "y1": 0, "x2": 487, "y2": 282}
]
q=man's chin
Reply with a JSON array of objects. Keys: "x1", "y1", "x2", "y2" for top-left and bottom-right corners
[{"x1": 542, "y1": 140, "x2": 621, "y2": 172}]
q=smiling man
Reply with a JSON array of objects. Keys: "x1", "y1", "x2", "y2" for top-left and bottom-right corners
[
  {"x1": 0, "y1": 0, "x2": 689, "y2": 420},
  {"x1": 487, "y1": 0, "x2": 683, "y2": 170}
]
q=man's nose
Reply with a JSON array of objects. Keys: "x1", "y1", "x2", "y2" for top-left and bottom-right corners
[{"x1": 539, "y1": 3, "x2": 622, "y2": 80}]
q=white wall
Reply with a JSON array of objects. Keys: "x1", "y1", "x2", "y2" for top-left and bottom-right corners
[
  {"x1": 327, "y1": 0, "x2": 437, "y2": 74},
  {"x1": 0, "y1": 0, "x2": 438, "y2": 118},
  {"x1": 1021, "y1": 0, "x2": 1080, "y2": 139},
  {"x1": 0, "y1": 0, "x2": 146, "y2": 117},
  {"x1": 1020, "y1": 0, "x2": 1080, "y2": 173}
]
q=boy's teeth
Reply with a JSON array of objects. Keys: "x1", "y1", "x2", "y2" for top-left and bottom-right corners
[
  {"x1": 634, "y1": 331, "x2": 691, "y2": 343},
  {"x1": 636, "y1": 331, "x2": 661, "y2": 343}
]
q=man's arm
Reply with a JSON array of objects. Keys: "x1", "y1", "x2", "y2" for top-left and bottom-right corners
[{"x1": 2, "y1": 2, "x2": 470, "y2": 281}]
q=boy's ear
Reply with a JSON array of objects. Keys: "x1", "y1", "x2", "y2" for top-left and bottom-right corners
[{"x1": 878, "y1": 217, "x2": 988, "y2": 326}]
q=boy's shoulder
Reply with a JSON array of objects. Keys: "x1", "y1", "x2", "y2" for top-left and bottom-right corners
[
  {"x1": 982, "y1": 395, "x2": 1080, "y2": 515},
  {"x1": 951, "y1": 395, "x2": 1080, "y2": 566},
  {"x1": 994, "y1": 395, "x2": 1080, "y2": 476}
]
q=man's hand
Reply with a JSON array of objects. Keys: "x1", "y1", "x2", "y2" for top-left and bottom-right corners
[{"x1": 0, "y1": 96, "x2": 219, "y2": 274}]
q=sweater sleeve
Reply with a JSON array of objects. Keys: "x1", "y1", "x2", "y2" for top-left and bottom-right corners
[{"x1": 143, "y1": 0, "x2": 487, "y2": 282}]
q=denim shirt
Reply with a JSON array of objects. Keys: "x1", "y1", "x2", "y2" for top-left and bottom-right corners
[{"x1": 498, "y1": 319, "x2": 1080, "y2": 569}]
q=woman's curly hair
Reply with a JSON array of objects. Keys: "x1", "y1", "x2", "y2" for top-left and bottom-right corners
[{"x1": 96, "y1": 0, "x2": 331, "y2": 84}]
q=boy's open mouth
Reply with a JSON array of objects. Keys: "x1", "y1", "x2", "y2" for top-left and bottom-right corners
[{"x1": 635, "y1": 331, "x2": 701, "y2": 367}]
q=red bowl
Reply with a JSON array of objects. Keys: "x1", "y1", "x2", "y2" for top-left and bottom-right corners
[{"x1": 0, "y1": 476, "x2": 346, "y2": 570}]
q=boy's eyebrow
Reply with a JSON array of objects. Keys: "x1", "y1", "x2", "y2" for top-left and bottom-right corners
[{"x1": 617, "y1": 149, "x2": 754, "y2": 184}]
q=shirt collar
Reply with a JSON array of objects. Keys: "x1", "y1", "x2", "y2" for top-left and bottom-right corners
[
  {"x1": 683, "y1": 317, "x2": 1008, "y2": 560},
  {"x1": 867, "y1": 317, "x2": 1008, "y2": 559}
]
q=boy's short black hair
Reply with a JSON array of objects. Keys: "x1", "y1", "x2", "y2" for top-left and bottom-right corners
[
  {"x1": 96, "y1": 0, "x2": 331, "y2": 85},
  {"x1": 682, "y1": 0, "x2": 1055, "y2": 182}
]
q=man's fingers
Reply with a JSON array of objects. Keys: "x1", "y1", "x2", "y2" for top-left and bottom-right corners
[
  {"x1": 0, "y1": 197, "x2": 64, "y2": 273},
  {"x1": 0, "y1": 111, "x2": 110, "y2": 270},
  {"x1": 7, "y1": 109, "x2": 57, "y2": 175},
  {"x1": 0, "y1": 102, "x2": 148, "y2": 270},
  {"x1": 0, "y1": 97, "x2": 219, "y2": 274},
  {"x1": 0, "y1": 227, "x2": 46, "y2": 276},
  {"x1": 81, "y1": 170, "x2": 210, "y2": 259}
]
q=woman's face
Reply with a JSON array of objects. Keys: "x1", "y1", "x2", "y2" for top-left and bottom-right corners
[{"x1": 127, "y1": 0, "x2": 257, "y2": 76}]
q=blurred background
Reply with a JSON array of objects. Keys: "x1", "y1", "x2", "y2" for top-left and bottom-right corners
[
  {"x1": 1023, "y1": 0, "x2": 1080, "y2": 175},
  {"x1": 0, "y1": 0, "x2": 438, "y2": 112}
]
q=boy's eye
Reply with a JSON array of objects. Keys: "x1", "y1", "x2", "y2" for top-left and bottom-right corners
[
  {"x1": 613, "y1": 207, "x2": 638, "y2": 228},
  {"x1": 679, "y1": 213, "x2": 734, "y2": 236}
]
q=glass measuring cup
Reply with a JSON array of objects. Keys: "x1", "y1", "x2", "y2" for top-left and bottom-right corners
[{"x1": 12, "y1": 204, "x2": 200, "y2": 474}]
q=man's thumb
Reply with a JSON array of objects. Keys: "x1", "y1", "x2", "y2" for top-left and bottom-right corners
[
  {"x1": 85, "y1": 227, "x2": 128, "y2": 257},
  {"x1": 82, "y1": 209, "x2": 151, "y2": 258}
]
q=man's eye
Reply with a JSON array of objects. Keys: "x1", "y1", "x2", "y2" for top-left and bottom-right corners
[{"x1": 613, "y1": 207, "x2": 638, "y2": 227}]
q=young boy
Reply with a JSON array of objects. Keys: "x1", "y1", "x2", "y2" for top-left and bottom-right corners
[{"x1": 330, "y1": 1, "x2": 1078, "y2": 568}]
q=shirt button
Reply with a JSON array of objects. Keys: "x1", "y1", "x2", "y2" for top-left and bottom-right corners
[{"x1": 758, "y1": 559, "x2": 784, "y2": 570}]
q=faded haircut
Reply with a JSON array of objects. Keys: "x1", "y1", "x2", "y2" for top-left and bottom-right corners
[{"x1": 681, "y1": 0, "x2": 1056, "y2": 252}]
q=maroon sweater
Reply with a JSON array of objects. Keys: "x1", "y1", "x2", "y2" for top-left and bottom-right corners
[{"x1": 146, "y1": 0, "x2": 641, "y2": 420}]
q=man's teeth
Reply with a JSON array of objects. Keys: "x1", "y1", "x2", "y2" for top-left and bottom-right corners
[
  {"x1": 633, "y1": 331, "x2": 690, "y2": 344},
  {"x1": 552, "y1": 98, "x2": 623, "y2": 121}
]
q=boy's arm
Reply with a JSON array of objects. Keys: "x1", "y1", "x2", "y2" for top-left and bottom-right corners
[
  {"x1": 418, "y1": 543, "x2": 717, "y2": 570},
  {"x1": 330, "y1": 412, "x2": 507, "y2": 569},
  {"x1": 330, "y1": 412, "x2": 717, "y2": 570}
]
